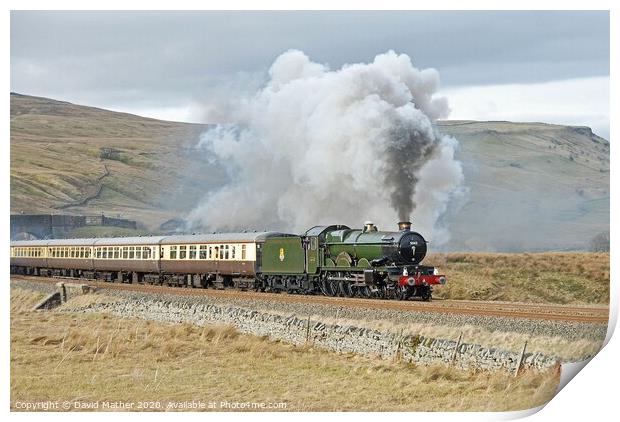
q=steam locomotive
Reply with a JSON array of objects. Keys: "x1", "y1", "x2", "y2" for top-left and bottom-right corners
[{"x1": 10, "y1": 221, "x2": 446, "y2": 300}]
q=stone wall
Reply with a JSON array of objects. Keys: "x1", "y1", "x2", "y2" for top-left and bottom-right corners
[
  {"x1": 69, "y1": 297, "x2": 559, "y2": 373},
  {"x1": 10, "y1": 213, "x2": 137, "y2": 240}
]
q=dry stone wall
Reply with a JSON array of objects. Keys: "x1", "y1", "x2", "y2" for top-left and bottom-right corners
[{"x1": 69, "y1": 296, "x2": 559, "y2": 373}]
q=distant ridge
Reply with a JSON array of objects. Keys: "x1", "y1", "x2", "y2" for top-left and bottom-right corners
[{"x1": 10, "y1": 93, "x2": 609, "y2": 251}]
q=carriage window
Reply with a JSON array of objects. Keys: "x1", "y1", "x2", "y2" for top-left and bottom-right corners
[
  {"x1": 95, "y1": 248, "x2": 100, "y2": 259},
  {"x1": 224, "y1": 245, "x2": 229, "y2": 260},
  {"x1": 214, "y1": 246, "x2": 219, "y2": 259},
  {"x1": 129, "y1": 247, "x2": 135, "y2": 259},
  {"x1": 241, "y1": 244, "x2": 247, "y2": 260},
  {"x1": 143, "y1": 247, "x2": 151, "y2": 259},
  {"x1": 135, "y1": 247, "x2": 142, "y2": 259},
  {"x1": 179, "y1": 245, "x2": 187, "y2": 259},
  {"x1": 199, "y1": 245, "x2": 207, "y2": 259},
  {"x1": 79, "y1": 248, "x2": 84, "y2": 258},
  {"x1": 170, "y1": 246, "x2": 177, "y2": 259},
  {"x1": 208, "y1": 246, "x2": 213, "y2": 259},
  {"x1": 231, "y1": 246, "x2": 236, "y2": 259},
  {"x1": 85, "y1": 248, "x2": 90, "y2": 258},
  {"x1": 189, "y1": 245, "x2": 197, "y2": 259},
  {"x1": 112, "y1": 247, "x2": 118, "y2": 259},
  {"x1": 122, "y1": 247, "x2": 128, "y2": 259}
]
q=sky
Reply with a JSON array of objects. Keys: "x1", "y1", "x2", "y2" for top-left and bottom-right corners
[{"x1": 10, "y1": 10, "x2": 610, "y2": 138}]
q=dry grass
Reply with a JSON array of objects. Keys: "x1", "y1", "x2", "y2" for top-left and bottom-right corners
[
  {"x1": 428, "y1": 252, "x2": 610, "y2": 305},
  {"x1": 10, "y1": 289, "x2": 560, "y2": 412}
]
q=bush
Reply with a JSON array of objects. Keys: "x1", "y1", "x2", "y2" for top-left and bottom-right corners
[{"x1": 590, "y1": 232, "x2": 610, "y2": 252}]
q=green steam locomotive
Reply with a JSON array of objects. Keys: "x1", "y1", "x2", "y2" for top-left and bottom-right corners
[{"x1": 259, "y1": 221, "x2": 445, "y2": 300}]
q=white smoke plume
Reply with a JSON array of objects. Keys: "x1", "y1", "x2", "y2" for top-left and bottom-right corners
[{"x1": 188, "y1": 50, "x2": 464, "y2": 245}]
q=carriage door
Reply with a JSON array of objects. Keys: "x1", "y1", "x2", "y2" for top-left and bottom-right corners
[{"x1": 255, "y1": 243, "x2": 264, "y2": 273}]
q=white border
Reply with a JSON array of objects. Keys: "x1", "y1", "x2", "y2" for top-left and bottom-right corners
[{"x1": 3, "y1": 2, "x2": 616, "y2": 421}]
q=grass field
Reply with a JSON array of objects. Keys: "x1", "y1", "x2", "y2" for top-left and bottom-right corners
[
  {"x1": 427, "y1": 252, "x2": 610, "y2": 304},
  {"x1": 10, "y1": 288, "x2": 559, "y2": 412}
]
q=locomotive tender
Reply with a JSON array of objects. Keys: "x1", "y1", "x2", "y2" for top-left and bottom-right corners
[{"x1": 10, "y1": 221, "x2": 446, "y2": 300}]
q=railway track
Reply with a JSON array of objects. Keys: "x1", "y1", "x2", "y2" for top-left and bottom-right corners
[{"x1": 11, "y1": 275, "x2": 609, "y2": 324}]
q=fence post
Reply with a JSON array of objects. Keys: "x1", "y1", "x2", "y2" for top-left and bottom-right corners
[
  {"x1": 394, "y1": 330, "x2": 404, "y2": 362},
  {"x1": 451, "y1": 332, "x2": 463, "y2": 365},
  {"x1": 305, "y1": 314, "x2": 311, "y2": 344},
  {"x1": 514, "y1": 341, "x2": 528, "y2": 377}
]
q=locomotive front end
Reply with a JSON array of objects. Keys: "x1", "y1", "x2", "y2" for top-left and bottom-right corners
[{"x1": 320, "y1": 220, "x2": 446, "y2": 300}]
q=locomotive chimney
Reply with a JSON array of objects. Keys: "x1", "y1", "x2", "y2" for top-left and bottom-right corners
[{"x1": 398, "y1": 221, "x2": 412, "y2": 231}]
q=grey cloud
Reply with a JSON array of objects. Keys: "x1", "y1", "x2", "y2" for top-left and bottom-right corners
[{"x1": 10, "y1": 10, "x2": 609, "y2": 113}]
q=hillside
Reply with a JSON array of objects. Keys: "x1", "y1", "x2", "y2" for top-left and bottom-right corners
[
  {"x1": 438, "y1": 120, "x2": 609, "y2": 251},
  {"x1": 10, "y1": 93, "x2": 219, "y2": 228},
  {"x1": 10, "y1": 93, "x2": 609, "y2": 250}
]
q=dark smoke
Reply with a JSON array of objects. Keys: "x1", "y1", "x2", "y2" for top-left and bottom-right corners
[{"x1": 385, "y1": 123, "x2": 438, "y2": 221}]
